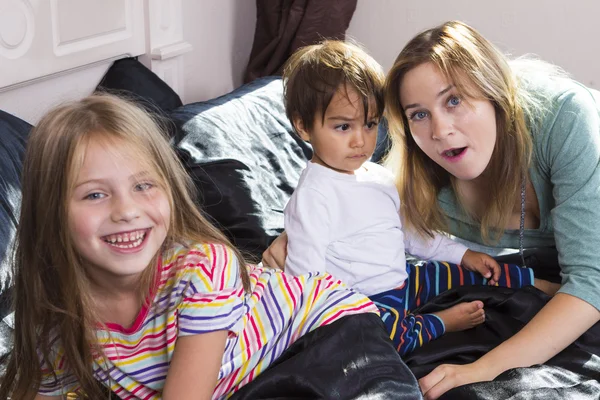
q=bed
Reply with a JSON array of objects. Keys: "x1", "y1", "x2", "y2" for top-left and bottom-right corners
[
  {"x1": 0, "y1": 1, "x2": 417, "y2": 399},
  {"x1": 1, "y1": 1, "x2": 599, "y2": 399}
]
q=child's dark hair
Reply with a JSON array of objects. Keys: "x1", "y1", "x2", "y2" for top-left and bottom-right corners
[{"x1": 282, "y1": 40, "x2": 385, "y2": 132}]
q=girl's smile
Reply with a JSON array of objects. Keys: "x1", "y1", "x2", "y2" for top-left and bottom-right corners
[
  {"x1": 101, "y1": 227, "x2": 152, "y2": 252},
  {"x1": 69, "y1": 136, "x2": 171, "y2": 287}
]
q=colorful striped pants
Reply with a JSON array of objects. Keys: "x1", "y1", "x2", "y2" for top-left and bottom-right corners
[{"x1": 369, "y1": 261, "x2": 534, "y2": 356}]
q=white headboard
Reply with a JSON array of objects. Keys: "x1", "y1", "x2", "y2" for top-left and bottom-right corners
[{"x1": 0, "y1": 0, "x2": 191, "y2": 124}]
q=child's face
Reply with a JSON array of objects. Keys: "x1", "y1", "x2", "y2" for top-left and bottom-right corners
[
  {"x1": 295, "y1": 84, "x2": 379, "y2": 174},
  {"x1": 68, "y1": 137, "x2": 171, "y2": 287}
]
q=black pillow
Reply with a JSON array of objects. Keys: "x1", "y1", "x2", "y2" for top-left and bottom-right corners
[
  {"x1": 96, "y1": 57, "x2": 183, "y2": 114},
  {"x1": 0, "y1": 109, "x2": 31, "y2": 317},
  {"x1": 170, "y1": 77, "x2": 311, "y2": 260}
]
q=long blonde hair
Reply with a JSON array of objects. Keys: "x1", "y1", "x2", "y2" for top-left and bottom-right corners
[
  {"x1": 0, "y1": 94, "x2": 250, "y2": 399},
  {"x1": 384, "y1": 20, "x2": 544, "y2": 242}
]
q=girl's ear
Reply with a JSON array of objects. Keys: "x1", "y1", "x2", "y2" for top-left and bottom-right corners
[{"x1": 293, "y1": 115, "x2": 311, "y2": 142}]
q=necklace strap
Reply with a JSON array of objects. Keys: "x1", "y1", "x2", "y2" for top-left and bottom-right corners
[{"x1": 519, "y1": 175, "x2": 526, "y2": 267}]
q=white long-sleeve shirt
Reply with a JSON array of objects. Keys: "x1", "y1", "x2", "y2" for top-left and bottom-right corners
[{"x1": 284, "y1": 161, "x2": 468, "y2": 296}]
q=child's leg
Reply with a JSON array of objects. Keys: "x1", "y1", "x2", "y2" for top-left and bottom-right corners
[
  {"x1": 405, "y1": 262, "x2": 490, "y2": 337},
  {"x1": 488, "y1": 262, "x2": 536, "y2": 289},
  {"x1": 455, "y1": 260, "x2": 558, "y2": 294},
  {"x1": 370, "y1": 263, "x2": 484, "y2": 356},
  {"x1": 416, "y1": 261, "x2": 535, "y2": 301},
  {"x1": 370, "y1": 287, "x2": 445, "y2": 356}
]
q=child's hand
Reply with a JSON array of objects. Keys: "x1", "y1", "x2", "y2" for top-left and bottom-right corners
[
  {"x1": 460, "y1": 250, "x2": 501, "y2": 285},
  {"x1": 262, "y1": 231, "x2": 288, "y2": 270}
]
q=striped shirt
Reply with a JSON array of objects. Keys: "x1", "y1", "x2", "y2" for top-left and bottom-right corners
[{"x1": 39, "y1": 242, "x2": 377, "y2": 399}]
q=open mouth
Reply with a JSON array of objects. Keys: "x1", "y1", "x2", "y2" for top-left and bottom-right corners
[
  {"x1": 441, "y1": 147, "x2": 467, "y2": 158},
  {"x1": 102, "y1": 229, "x2": 150, "y2": 249}
]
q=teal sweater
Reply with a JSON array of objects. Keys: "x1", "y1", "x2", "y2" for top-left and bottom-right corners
[{"x1": 438, "y1": 71, "x2": 600, "y2": 310}]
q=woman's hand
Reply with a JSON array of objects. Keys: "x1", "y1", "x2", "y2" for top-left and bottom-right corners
[
  {"x1": 419, "y1": 362, "x2": 494, "y2": 400},
  {"x1": 421, "y1": 293, "x2": 600, "y2": 399},
  {"x1": 461, "y1": 250, "x2": 501, "y2": 285},
  {"x1": 261, "y1": 231, "x2": 288, "y2": 270}
]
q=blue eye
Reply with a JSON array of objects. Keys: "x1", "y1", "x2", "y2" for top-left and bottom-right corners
[
  {"x1": 135, "y1": 182, "x2": 154, "y2": 191},
  {"x1": 410, "y1": 111, "x2": 428, "y2": 121},
  {"x1": 85, "y1": 192, "x2": 105, "y2": 200},
  {"x1": 335, "y1": 123, "x2": 351, "y2": 132},
  {"x1": 448, "y1": 95, "x2": 461, "y2": 107}
]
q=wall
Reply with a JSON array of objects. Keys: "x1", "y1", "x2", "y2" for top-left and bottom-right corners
[
  {"x1": 347, "y1": 0, "x2": 599, "y2": 88},
  {"x1": 0, "y1": 62, "x2": 112, "y2": 125},
  {"x1": 181, "y1": 0, "x2": 256, "y2": 103},
  {"x1": 0, "y1": 0, "x2": 257, "y2": 124},
  {"x1": 4, "y1": 2, "x2": 596, "y2": 125}
]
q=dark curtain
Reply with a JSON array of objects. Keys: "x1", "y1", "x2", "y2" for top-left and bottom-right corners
[{"x1": 244, "y1": 0, "x2": 358, "y2": 83}]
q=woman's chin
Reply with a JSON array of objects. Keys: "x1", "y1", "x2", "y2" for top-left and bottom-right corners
[{"x1": 446, "y1": 166, "x2": 486, "y2": 182}]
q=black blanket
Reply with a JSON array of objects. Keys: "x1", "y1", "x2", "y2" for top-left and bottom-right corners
[
  {"x1": 230, "y1": 313, "x2": 423, "y2": 399},
  {"x1": 405, "y1": 285, "x2": 600, "y2": 399},
  {"x1": 231, "y1": 285, "x2": 600, "y2": 400}
]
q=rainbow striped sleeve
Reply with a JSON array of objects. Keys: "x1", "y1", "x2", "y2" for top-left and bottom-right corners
[{"x1": 177, "y1": 243, "x2": 246, "y2": 336}]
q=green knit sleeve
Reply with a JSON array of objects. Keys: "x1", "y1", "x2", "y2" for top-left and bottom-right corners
[{"x1": 538, "y1": 83, "x2": 600, "y2": 310}]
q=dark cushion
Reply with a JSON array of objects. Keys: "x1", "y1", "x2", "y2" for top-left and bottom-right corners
[
  {"x1": 170, "y1": 77, "x2": 311, "y2": 260},
  {"x1": 96, "y1": 57, "x2": 183, "y2": 115},
  {"x1": 0, "y1": 109, "x2": 30, "y2": 319}
]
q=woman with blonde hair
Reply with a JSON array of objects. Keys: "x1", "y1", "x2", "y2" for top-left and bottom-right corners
[
  {"x1": 261, "y1": 19, "x2": 600, "y2": 399},
  {"x1": 383, "y1": 20, "x2": 600, "y2": 398}
]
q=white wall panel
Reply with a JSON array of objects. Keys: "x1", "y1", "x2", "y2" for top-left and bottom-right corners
[{"x1": 0, "y1": 0, "x2": 145, "y2": 88}]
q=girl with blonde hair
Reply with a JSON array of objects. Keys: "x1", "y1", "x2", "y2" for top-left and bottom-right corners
[
  {"x1": 384, "y1": 20, "x2": 600, "y2": 398},
  {"x1": 0, "y1": 94, "x2": 378, "y2": 399}
]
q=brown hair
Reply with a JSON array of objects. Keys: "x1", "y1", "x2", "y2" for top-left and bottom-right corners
[
  {"x1": 0, "y1": 94, "x2": 250, "y2": 398},
  {"x1": 282, "y1": 39, "x2": 385, "y2": 133},
  {"x1": 384, "y1": 20, "x2": 542, "y2": 242}
]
